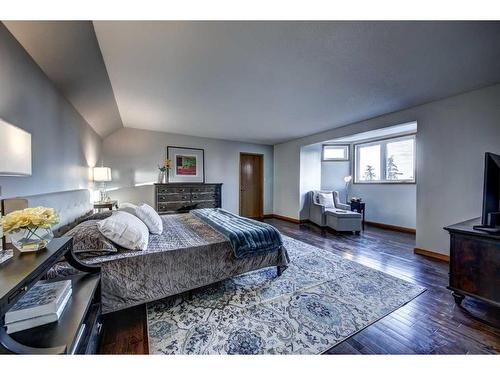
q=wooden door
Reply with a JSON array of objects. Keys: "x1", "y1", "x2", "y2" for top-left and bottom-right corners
[{"x1": 239, "y1": 153, "x2": 264, "y2": 218}]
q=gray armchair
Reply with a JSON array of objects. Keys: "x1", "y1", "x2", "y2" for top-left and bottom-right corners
[
  {"x1": 333, "y1": 191, "x2": 350, "y2": 211},
  {"x1": 309, "y1": 190, "x2": 350, "y2": 227}
]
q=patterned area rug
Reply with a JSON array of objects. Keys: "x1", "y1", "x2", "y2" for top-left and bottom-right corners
[{"x1": 147, "y1": 235, "x2": 425, "y2": 354}]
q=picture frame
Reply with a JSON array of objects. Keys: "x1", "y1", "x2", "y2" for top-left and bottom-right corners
[{"x1": 166, "y1": 146, "x2": 205, "y2": 183}]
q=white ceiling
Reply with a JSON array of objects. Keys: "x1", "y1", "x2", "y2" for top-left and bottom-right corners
[
  {"x1": 93, "y1": 21, "x2": 500, "y2": 144},
  {"x1": 4, "y1": 21, "x2": 123, "y2": 137},
  {"x1": 5, "y1": 21, "x2": 500, "y2": 144}
]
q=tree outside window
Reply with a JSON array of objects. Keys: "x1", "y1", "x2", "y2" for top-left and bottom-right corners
[{"x1": 355, "y1": 135, "x2": 415, "y2": 183}]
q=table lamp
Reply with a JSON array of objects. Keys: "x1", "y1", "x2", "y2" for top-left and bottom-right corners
[{"x1": 93, "y1": 166, "x2": 112, "y2": 202}]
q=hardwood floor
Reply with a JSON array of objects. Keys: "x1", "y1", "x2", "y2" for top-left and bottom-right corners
[
  {"x1": 98, "y1": 219, "x2": 500, "y2": 354},
  {"x1": 99, "y1": 304, "x2": 149, "y2": 354}
]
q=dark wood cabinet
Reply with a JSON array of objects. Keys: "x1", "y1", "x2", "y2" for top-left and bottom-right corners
[
  {"x1": 0, "y1": 238, "x2": 102, "y2": 354},
  {"x1": 444, "y1": 218, "x2": 500, "y2": 307},
  {"x1": 154, "y1": 183, "x2": 222, "y2": 214}
]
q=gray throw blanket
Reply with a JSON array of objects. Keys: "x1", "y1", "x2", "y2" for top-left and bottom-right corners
[{"x1": 191, "y1": 208, "x2": 283, "y2": 259}]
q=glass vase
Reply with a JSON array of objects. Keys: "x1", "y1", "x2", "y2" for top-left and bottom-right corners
[{"x1": 9, "y1": 226, "x2": 54, "y2": 252}]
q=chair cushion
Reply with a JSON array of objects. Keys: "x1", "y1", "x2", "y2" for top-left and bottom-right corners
[
  {"x1": 325, "y1": 208, "x2": 362, "y2": 219},
  {"x1": 316, "y1": 192, "x2": 334, "y2": 208}
]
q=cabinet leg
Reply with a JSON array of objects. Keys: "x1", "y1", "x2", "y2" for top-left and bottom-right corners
[{"x1": 452, "y1": 292, "x2": 465, "y2": 305}]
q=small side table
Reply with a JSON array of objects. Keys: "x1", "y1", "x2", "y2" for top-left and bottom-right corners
[
  {"x1": 93, "y1": 200, "x2": 118, "y2": 212},
  {"x1": 0, "y1": 238, "x2": 101, "y2": 354},
  {"x1": 350, "y1": 201, "x2": 366, "y2": 231}
]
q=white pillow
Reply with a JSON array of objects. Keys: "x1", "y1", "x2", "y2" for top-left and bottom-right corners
[
  {"x1": 119, "y1": 202, "x2": 138, "y2": 216},
  {"x1": 317, "y1": 192, "x2": 334, "y2": 208},
  {"x1": 136, "y1": 204, "x2": 163, "y2": 235},
  {"x1": 97, "y1": 211, "x2": 149, "y2": 250}
]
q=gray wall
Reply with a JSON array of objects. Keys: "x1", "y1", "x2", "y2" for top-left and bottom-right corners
[
  {"x1": 321, "y1": 153, "x2": 416, "y2": 229},
  {"x1": 102, "y1": 128, "x2": 274, "y2": 214},
  {"x1": 350, "y1": 184, "x2": 416, "y2": 229},
  {"x1": 299, "y1": 144, "x2": 322, "y2": 220},
  {"x1": 274, "y1": 84, "x2": 500, "y2": 255},
  {"x1": 274, "y1": 141, "x2": 301, "y2": 219},
  {"x1": 321, "y1": 160, "x2": 350, "y2": 202},
  {"x1": 0, "y1": 24, "x2": 102, "y2": 199}
]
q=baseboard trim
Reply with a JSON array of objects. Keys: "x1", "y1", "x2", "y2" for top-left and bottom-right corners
[
  {"x1": 265, "y1": 214, "x2": 304, "y2": 224},
  {"x1": 414, "y1": 247, "x2": 450, "y2": 262},
  {"x1": 365, "y1": 221, "x2": 416, "y2": 234}
]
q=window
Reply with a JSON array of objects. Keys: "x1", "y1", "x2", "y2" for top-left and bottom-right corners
[
  {"x1": 322, "y1": 144, "x2": 349, "y2": 161},
  {"x1": 354, "y1": 135, "x2": 415, "y2": 183}
]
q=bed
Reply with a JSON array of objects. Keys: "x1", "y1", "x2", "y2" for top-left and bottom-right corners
[{"x1": 1, "y1": 190, "x2": 289, "y2": 314}]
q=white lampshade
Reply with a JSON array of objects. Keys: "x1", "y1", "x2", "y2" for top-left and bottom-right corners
[
  {"x1": 0, "y1": 119, "x2": 32, "y2": 176},
  {"x1": 93, "y1": 167, "x2": 112, "y2": 182}
]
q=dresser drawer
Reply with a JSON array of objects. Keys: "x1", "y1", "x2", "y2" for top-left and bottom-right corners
[
  {"x1": 157, "y1": 193, "x2": 191, "y2": 202},
  {"x1": 157, "y1": 186, "x2": 190, "y2": 194},
  {"x1": 191, "y1": 185, "x2": 217, "y2": 193},
  {"x1": 155, "y1": 184, "x2": 221, "y2": 213},
  {"x1": 194, "y1": 201, "x2": 218, "y2": 209},
  {"x1": 191, "y1": 192, "x2": 218, "y2": 202}
]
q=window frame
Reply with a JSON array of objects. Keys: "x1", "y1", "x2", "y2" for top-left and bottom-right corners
[
  {"x1": 353, "y1": 134, "x2": 416, "y2": 184},
  {"x1": 322, "y1": 144, "x2": 350, "y2": 162}
]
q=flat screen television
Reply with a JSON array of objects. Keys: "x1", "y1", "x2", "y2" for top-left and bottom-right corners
[{"x1": 473, "y1": 152, "x2": 500, "y2": 234}]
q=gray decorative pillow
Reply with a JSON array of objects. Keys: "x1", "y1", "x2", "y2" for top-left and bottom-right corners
[
  {"x1": 66, "y1": 220, "x2": 118, "y2": 258},
  {"x1": 80, "y1": 211, "x2": 113, "y2": 223}
]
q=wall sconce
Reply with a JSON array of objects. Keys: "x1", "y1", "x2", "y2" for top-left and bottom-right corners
[
  {"x1": 0, "y1": 118, "x2": 32, "y2": 176},
  {"x1": 0, "y1": 118, "x2": 32, "y2": 261}
]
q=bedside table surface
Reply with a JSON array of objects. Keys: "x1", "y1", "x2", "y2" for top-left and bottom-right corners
[{"x1": 93, "y1": 200, "x2": 117, "y2": 207}]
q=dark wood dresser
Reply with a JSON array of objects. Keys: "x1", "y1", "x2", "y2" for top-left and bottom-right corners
[
  {"x1": 154, "y1": 183, "x2": 222, "y2": 214},
  {"x1": 444, "y1": 217, "x2": 500, "y2": 308}
]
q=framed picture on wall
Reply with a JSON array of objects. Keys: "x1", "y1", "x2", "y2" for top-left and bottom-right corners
[{"x1": 167, "y1": 146, "x2": 205, "y2": 183}]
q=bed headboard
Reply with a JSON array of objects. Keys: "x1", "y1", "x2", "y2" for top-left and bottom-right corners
[{"x1": 1, "y1": 189, "x2": 93, "y2": 239}]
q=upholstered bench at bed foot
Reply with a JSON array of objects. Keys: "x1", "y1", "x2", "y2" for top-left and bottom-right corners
[{"x1": 325, "y1": 208, "x2": 362, "y2": 234}]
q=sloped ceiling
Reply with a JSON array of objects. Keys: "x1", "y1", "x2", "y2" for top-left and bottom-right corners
[
  {"x1": 5, "y1": 21, "x2": 500, "y2": 144},
  {"x1": 92, "y1": 21, "x2": 500, "y2": 144},
  {"x1": 4, "y1": 21, "x2": 123, "y2": 137}
]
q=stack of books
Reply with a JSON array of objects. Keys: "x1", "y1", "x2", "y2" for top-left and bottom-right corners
[{"x1": 5, "y1": 280, "x2": 72, "y2": 334}]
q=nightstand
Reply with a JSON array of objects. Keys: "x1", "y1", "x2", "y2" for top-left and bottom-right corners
[
  {"x1": 350, "y1": 201, "x2": 366, "y2": 231},
  {"x1": 93, "y1": 200, "x2": 118, "y2": 212},
  {"x1": 0, "y1": 238, "x2": 102, "y2": 354}
]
